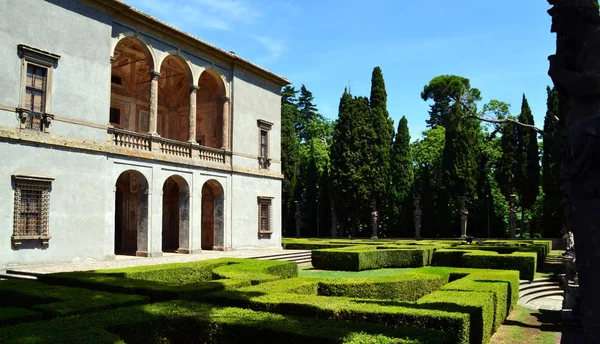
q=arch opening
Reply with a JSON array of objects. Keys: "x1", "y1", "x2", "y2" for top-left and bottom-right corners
[
  {"x1": 162, "y1": 175, "x2": 190, "y2": 253},
  {"x1": 158, "y1": 55, "x2": 192, "y2": 141},
  {"x1": 201, "y1": 179, "x2": 224, "y2": 250},
  {"x1": 196, "y1": 71, "x2": 225, "y2": 148},
  {"x1": 114, "y1": 170, "x2": 149, "y2": 256},
  {"x1": 110, "y1": 38, "x2": 153, "y2": 132}
]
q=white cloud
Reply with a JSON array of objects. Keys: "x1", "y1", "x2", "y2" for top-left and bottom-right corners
[{"x1": 250, "y1": 34, "x2": 287, "y2": 63}]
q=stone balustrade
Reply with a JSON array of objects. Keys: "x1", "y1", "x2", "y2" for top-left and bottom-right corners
[{"x1": 108, "y1": 128, "x2": 226, "y2": 164}]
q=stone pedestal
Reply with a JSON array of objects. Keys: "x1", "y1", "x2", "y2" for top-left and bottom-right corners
[
  {"x1": 413, "y1": 197, "x2": 422, "y2": 239},
  {"x1": 459, "y1": 196, "x2": 468, "y2": 238},
  {"x1": 370, "y1": 199, "x2": 378, "y2": 239}
]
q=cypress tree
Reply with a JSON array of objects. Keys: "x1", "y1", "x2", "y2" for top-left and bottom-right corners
[
  {"x1": 515, "y1": 94, "x2": 540, "y2": 237},
  {"x1": 318, "y1": 163, "x2": 331, "y2": 237},
  {"x1": 330, "y1": 90, "x2": 354, "y2": 234},
  {"x1": 495, "y1": 122, "x2": 518, "y2": 200},
  {"x1": 297, "y1": 85, "x2": 319, "y2": 142},
  {"x1": 281, "y1": 86, "x2": 300, "y2": 237},
  {"x1": 388, "y1": 116, "x2": 413, "y2": 236},
  {"x1": 369, "y1": 67, "x2": 395, "y2": 233},
  {"x1": 542, "y1": 86, "x2": 563, "y2": 237},
  {"x1": 304, "y1": 141, "x2": 319, "y2": 237}
]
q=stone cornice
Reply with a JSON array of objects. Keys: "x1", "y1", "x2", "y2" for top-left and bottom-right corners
[
  {"x1": 78, "y1": 0, "x2": 290, "y2": 87},
  {"x1": 0, "y1": 127, "x2": 283, "y2": 180}
]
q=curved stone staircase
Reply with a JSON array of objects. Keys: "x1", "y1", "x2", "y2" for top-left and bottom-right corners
[{"x1": 518, "y1": 276, "x2": 563, "y2": 311}]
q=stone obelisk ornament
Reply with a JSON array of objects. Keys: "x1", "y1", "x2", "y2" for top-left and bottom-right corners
[
  {"x1": 548, "y1": 0, "x2": 600, "y2": 340},
  {"x1": 413, "y1": 197, "x2": 422, "y2": 239},
  {"x1": 459, "y1": 196, "x2": 468, "y2": 238}
]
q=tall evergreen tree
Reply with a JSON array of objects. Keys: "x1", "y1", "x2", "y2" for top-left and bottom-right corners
[
  {"x1": 318, "y1": 163, "x2": 331, "y2": 237},
  {"x1": 304, "y1": 142, "x2": 319, "y2": 237},
  {"x1": 515, "y1": 94, "x2": 540, "y2": 236},
  {"x1": 330, "y1": 91, "x2": 375, "y2": 237},
  {"x1": 369, "y1": 67, "x2": 395, "y2": 234},
  {"x1": 388, "y1": 116, "x2": 413, "y2": 236},
  {"x1": 421, "y1": 75, "x2": 481, "y2": 128},
  {"x1": 281, "y1": 86, "x2": 300, "y2": 237},
  {"x1": 542, "y1": 86, "x2": 563, "y2": 238},
  {"x1": 297, "y1": 85, "x2": 320, "y2": 142},
  {"x1": 495, "y1": 122, "x2": 518, "y2": 200}
]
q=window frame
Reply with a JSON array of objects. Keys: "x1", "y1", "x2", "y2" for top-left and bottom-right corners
[
  {"x1": 257, "y1": 119, "x2": 273, "y2": 169},
  {"x1": 12, "y1": 175, "x2": 54, "y2": 249},
  {"x1": 17, "y1": 44, "x2": 60, "y2": 132},
  {"x1": 257, "y1": 196, "x2": 273, "y2": 235}
]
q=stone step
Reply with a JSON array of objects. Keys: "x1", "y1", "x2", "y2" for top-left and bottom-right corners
[
  {"x1": 519, "y1": 280, "x2": 559, "y2": 292},
  {"x1": 520, "y1": 285, "x2": 562, "y2": 299},
  {"x1": 519, "y1": 290, "x2": 564, "y2": 305},
  {"x1": 0, "y1": 272, "x2": 37, "y2": 281},
  {"x1": 255, "y1": 253, "x2": 311, "y2": 260}
]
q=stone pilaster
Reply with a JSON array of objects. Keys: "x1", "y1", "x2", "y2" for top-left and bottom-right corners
[
  {"x1": 221, "y1": 96, "x2": 230, "y2": 150},
  {"x1": 188, "y1": 85, "x2": 199, "y2": 143},
  {"x1": 148, "y1": 71, "x2": 161, "y2": 136}
]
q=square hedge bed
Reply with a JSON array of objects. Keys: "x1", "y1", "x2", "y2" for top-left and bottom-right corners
[
  {"x1": 0, "y1": 301, "x2": 451, "y2": 344},
  {"x1": 205, "y1": 266, "x2": 520, "y2": 344},
  {"x1": 37, "y1": 258, "x2": 297, "y2": 301}
]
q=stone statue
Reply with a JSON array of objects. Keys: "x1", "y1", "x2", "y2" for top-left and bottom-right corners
[
  {"x1": 508, "y1": 194, "x2": 517, "y2": 239},
  {"x1": 548, "y1": 0, "x2": 600, "y2": 339},
  {"x1": 370, "y1": 198, "x2": 378, "y2": 239},
  {"x1": 413, "y1": 197, "x2": 422, "y2": 239},
  {"x1": 459, "y1": 196, "x2": 468, "y2": 238}
]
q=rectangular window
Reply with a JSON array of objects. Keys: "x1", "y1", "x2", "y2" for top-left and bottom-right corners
[
  {"x1": 110, "y1": 108, "x2": 121, "y2": 125},
  {"x1": 258, "y1": 198, "x2": 272, "y2": 233},
  {"x1": 12, "y1": 175, "x2": 54, "y2": 246},
  {"x1": 24, "y1": 64, "x2": 47, "y2": 130},
  {"x1": 18, "y1": 44, "x2": 60, "y2": 133},
  {"x1": 257, "y1": 120, "x2": 273, "y2": 169}
]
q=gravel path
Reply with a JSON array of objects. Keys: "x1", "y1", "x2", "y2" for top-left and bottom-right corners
[{"x1": 3, "y1": 249, "x2": 307, "y2": 274}]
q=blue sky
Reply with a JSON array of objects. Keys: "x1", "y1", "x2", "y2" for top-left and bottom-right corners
[{"x1": 124, "y1": 0, "x2": 555, "y2": 141}]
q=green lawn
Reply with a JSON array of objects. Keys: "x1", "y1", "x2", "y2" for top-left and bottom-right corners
[{"x1": 299, "y1": 264, "x2": 414, "y2": 278}]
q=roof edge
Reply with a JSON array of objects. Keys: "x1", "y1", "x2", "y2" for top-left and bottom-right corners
[{"x1": 80, "y1": 0, "x2": 291, "y2": 87}]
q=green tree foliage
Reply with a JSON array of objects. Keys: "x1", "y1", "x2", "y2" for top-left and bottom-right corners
[
  {"x1": 281, "y1": 86, "x2": 300, "y2": 236},
  {"x1": 412, "y1": 127, "x2": 446, "y2": 237},
  {"x1": 330, "y1": 91, "x2": 375, "y2": 237},
  {"x1": 297, "y1": 84, "x2": 322, "y2": 142},
  {"x1": 387, "y1": 116, "x2": 413, "y2": 236},
  {"x1": 541, "y1": 86, "x2": 563, "y2": 237},
  {"x1": 421, "y1": 75, "x2": 481, "y2": 128},
  {"x1": 304, "y1": 142, "x2": 319, "y2": 237},
  {"x1": 514, "y1": 94, "x2": 540, "y2": 236},
  {"x1": 368, "y1": 67, "x2": 395, "y2": 231},
  {"x1": 495, "y1": 121, "x2": 518, "y2": 200},
  {"x1": 422, "y1": 75, "x2": 482, "y2": 237},
  {"x1": 318, "y1": 163, "x2": 332, "y2": 237}
]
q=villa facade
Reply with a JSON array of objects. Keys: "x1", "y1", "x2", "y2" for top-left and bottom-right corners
[{"x1": 0, "y1": 0, "x2": 289, "y2": 266}]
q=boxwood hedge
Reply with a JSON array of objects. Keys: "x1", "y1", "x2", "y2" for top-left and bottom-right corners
[
  {"x1": 312, "y1": 247, "x2": 431, "y2": 271},
  {"x1": 0, "y1": 301, "x2": 449, "y2": 344}
]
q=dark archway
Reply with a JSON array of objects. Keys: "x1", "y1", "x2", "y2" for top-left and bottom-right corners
[
  {"x1": 201, "y1": 180, "x2": 224, "y2": 250},
  {"x1": 114, "y1": 170, "x2": 149, "y2": 256},
  {"x1": 162, "y1": 175, "x2": 190, "y2": 253}
]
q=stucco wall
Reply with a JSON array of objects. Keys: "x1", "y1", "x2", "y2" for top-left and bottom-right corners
[
  {"x1": 230, "y1": 174, "x2": 282, "y2": 249},
  {"x1": 0, "y1": 143, "x2": 108, "y2": 266},
  {"x1": 0, "y1": 0, "x2": 113, "y2": 142}
]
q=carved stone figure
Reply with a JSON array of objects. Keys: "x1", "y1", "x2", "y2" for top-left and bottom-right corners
[
  {"x1": 459, "y1": 196, "x2": 468, "y2": 238},
  {"x1": 508, "y1": 194, "x2": 517, "y2": 239},
  {"x1": 548, "y1": 0, "x2": 600, "y2": 339},
  {"x1": 413, "y1": 197, "x2": 422, "y2": 239},
  {"x1": 370, "y1": 198, "x2": 378, "y2": 239}
]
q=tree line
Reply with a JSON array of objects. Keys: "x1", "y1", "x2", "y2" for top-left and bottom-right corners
[{"x1": 281, "y1": 69, "x2": 564, "y2": 239}]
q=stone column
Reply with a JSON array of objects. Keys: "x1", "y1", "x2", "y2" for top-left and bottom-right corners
[
  {"x1": 509, "y1": 194, "x2": 517, "y2": 239},
  {"x1": 148, "y1": 71, "x2": 161, "y2": 136},
  {"x1": 413, "y1": 197, "x2": 422, "y2": 239},
  {"x1": 188, "y1": 85, "x2": 199, "y2": 143},
  {"x1": 459, "y1": 196, "x2": 468, "y2": 238},
  {"x1": 220, "y1": 96, "x2": 230, "y2": 150},
  {"x1": 370, "y1": 199, "x2": 378, "y2": 239}
]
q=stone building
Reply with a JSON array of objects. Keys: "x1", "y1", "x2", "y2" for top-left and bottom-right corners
[{"x1": 0, "y1": 0, "x2": 289, "y2": 266}]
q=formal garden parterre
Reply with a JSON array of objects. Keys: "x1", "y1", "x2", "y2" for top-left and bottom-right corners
[{"x1": 0, "y1": 239, "x2": 553, "y2": 343}]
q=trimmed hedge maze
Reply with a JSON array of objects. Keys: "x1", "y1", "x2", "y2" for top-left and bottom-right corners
[
  {"x1": 285, "y1": 238, "x2": 550, "y2": 280},
  {"x1": 0, "y1": 239, "x2": 549, "y2": 343}
]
